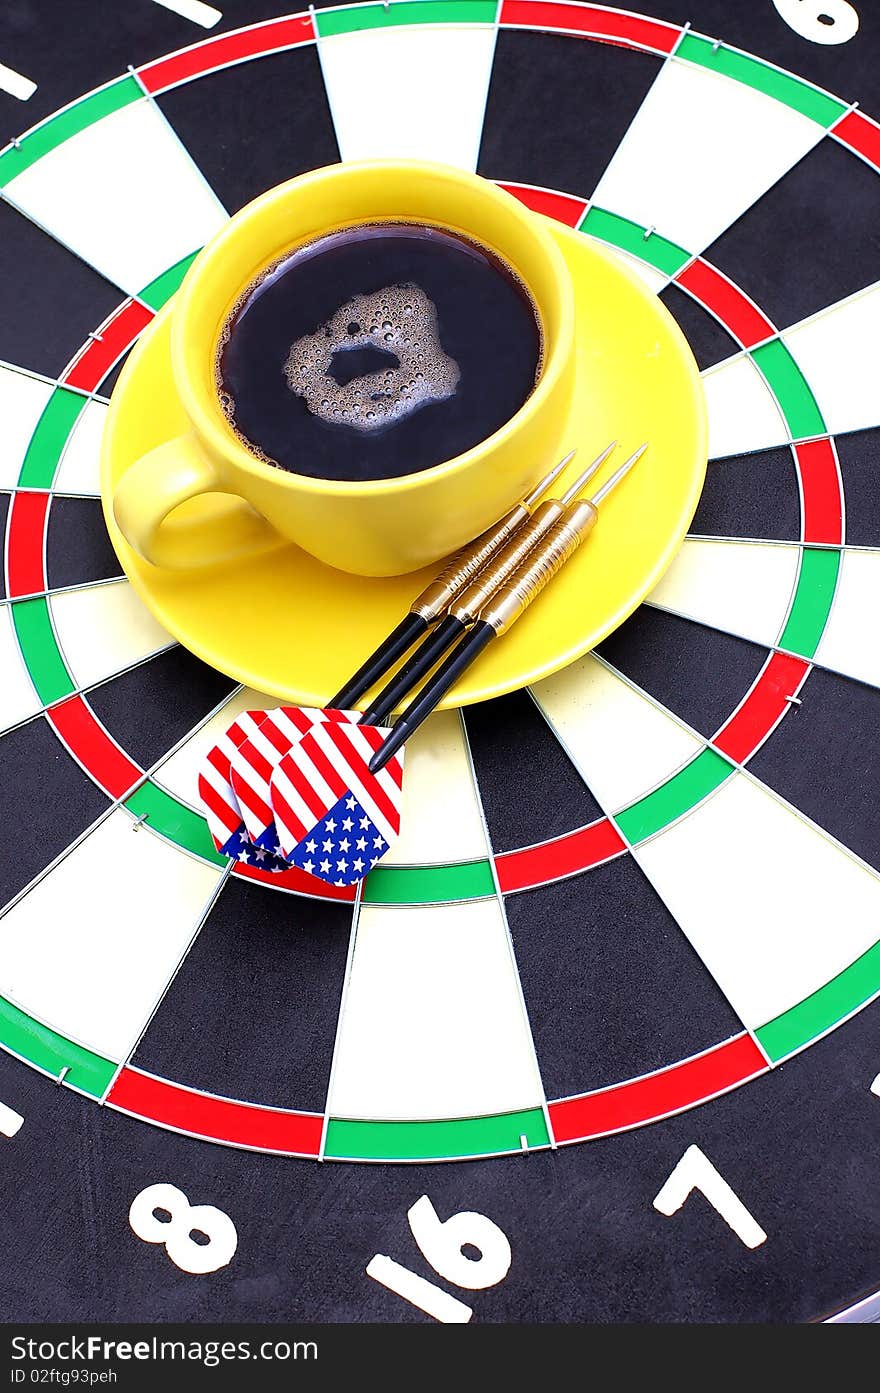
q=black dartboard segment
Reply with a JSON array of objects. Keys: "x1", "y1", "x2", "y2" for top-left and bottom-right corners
[{"x1": 0, "y1": 0, "x2": 880, "y2": 1328}]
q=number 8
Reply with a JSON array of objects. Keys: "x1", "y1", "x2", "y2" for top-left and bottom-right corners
[{"x1": 129, "y1": 1183, "x2": 238, "y2": 1274}]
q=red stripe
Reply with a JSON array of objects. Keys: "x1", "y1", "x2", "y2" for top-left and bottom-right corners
[
  {"x1": 206, "y1": 744, "x2": 232, "y2": 777},
  {"x1": 495, "y1": 818, "x2": 626, "y2": 893},
  {"x1": 239, "y1": 737, "x2": 273, "y2": 783},
  {"x1": 713, "y1": 652, "x2": 810, "y2": 764},
  {"x1": 327, "y1": 722, "x2": 399, "y2": 829},
  {"x1": 108, "y1": 1067, "x2": 323, "y2": 1156},
  {"x1": 6, "y1": 491, "x2": 48, "y2": 597},
  {"x1": 796, "y1": 438, "x2": 843, "y2": 545},
  {"x1": 676, "y1": 259, "x2": 775, "y2": 348},
  {"x1": 275, "y1": 750, "x2": 327, "y2": 824},
  {"x1": 197, "y1": 775, "x2": 241, "y2": 840},
  {"x1": 500, "y1": 1, "x2": 680, "y2": 53},
  {"x1": 138, "y1": 13, "x2": 315, "y2": 93},
  {"x1": 47, "y1": 696, "x2": 141, "y2": 799},
  {"x1": 230, "y1": 765, "x2": 273, "y2": 826},
  {"x1": 270, "y1": 778, "x2": 309, "y2": 846},
  {"x1": 234, "y1": 858, "x2": 355, "y2": 900},
  {"x1": 499, "y1": 182, "x2": 588, "y2": 226},
  {"x1": 549, "y1": 1034, "x2": 767, "y2": 1144},
  {"x1": 832, "y1": 108, "x2": 880, "y2": 171},
  {"x1": 61, "y1": 300, "x2": 153, "y2": 393},
  {"x1": 299, "y1": 728, "x2": 350, "y2": 803}
]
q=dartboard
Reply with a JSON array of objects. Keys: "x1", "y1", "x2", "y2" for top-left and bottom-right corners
[{"x1": 1, "y1": 0, "x2": 880, "y2": 1326}]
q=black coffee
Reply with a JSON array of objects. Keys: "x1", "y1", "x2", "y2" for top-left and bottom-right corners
[{"x1": 216, "y1": 222, "x2": 543, "y2": 482}]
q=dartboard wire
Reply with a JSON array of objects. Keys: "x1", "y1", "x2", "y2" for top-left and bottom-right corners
[
  {"x1": 0, "y1": 576, "x2": 127, "y2": 608},
  {"x1": 640, "y1": 598, "x2": 868, "y2": 707},
  {"x1": 521, "y1": 679, "x2": 774, "y2": 1070},
  {"x1": 545, "y1": 1029, "x2": 760, "y2": 1108},
  {"x1": 0, "y1": 679, "x2": 246, "y2": 926},
  {"x1": 98, "y1": 858, "x2": 234, "y2": 1105},
  {"x1": 0, "y1": 355, "x2": 108, "y2": 404},
  {"x1": 560, "y1": 647, "x2": 880, "y2": 894},
  {"x1": 126, "y1": 62, "x2": 233, "y2": 216},
  {"x1": 0, "y1": 638, "x2": 179, "y2": 745},
  {"x1": 317, "y1": 877, "x2": 363, "y2": 1162},
  {"x1": 457, "y1": 708, "x2": 556, "y2": 1149}
]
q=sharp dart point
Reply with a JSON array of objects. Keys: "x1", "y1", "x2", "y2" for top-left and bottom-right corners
[
  {"x1": 523, "y1": 448, "x2": 577, "y2": 508},
  {"x1": 561, "y1": 440, "x2": 618, "y2": 506},
  {"x1": 590, "y1": 442, "x2": 648, "y2": 506}
]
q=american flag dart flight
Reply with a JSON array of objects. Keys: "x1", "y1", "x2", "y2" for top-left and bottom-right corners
[{"x1": 199, "y1": 707, "x2": 405, "y2": 887}]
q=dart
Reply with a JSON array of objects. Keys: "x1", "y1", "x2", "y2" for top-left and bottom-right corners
[
  {"x1": 369, "y1": 443, "x2": 649, "y2": 773},
  {"x1": 360, "y1": 441, "x2": 618, "y2": 725},
  {"x1": 328, "y1": 450, "x2": 576, "y2": 710}
]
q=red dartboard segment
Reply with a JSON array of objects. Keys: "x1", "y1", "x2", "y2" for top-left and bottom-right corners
[
  {"x1": 137, "y1": 12, "x2": 316, "y2": 94},
  {"x1": 107, "y1": 1066, "x2": 323, "y2": 1157},
  {"x1": 499, "y1": 181, "x2": 588, "y2": 226},
  {"x1": 675, "y1": 259, "x2": 776, "y2": 349},
  {"x1": 713, "y1": 652, "x2": 811, "y2": 765},
  {"x1": 61, "y1": 299, "x2": 154, "y2": 393},
  {"x1": 495, "y1": 817, "x2": 626, "y2": 894},
  {"x1": 233, "y1": 859, "x2": 356, "y2": 900},
  {"x1": 796, "y1": 438, "x2": 844, "y2": 546},
  {"x1": 832, "y1": 108, "x2": 880, "y2": 172},
  {"x1": 499, "y1": 1, "x2": 680, "y2": 54},
  {"x1": 548, "y1": 1033, "x2": 768, "y2": 1144},
  {"x1": 6, "y1": 491, "x2": 49, "y2": 598},
  {"x1": 46, "y1": 696, "x2": 142, "y2": 799}
]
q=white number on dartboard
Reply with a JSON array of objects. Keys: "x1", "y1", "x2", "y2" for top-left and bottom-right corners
[
  {"x1": 653, "y1": 1145, "x2": 768, "y2": 1250},
  {"x1": 772, "y1": 0, "x2": 859, "y2": 45},
  {"x1": 367, "y1": 1196, "x2": 512, "y2": 1322},
  {"x1": 129, "y1": 1183, "x2": 238, "y2": 1274}
]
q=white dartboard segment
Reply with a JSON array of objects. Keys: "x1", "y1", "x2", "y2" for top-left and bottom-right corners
[
  {"x1": 327, "y1": 899, "x2": 545, "y2": 1121},
  {"x1": 317, "y1": 23, "x2": 497, "y2": 169},
  {"x1": 48, "y1": 579, "x2": 175, "y2": 693},
  {"x1": 646, "y1": 537, "x2": 802, "y2": 649},
  {"x1": 3, "y1": 98, "x2": 227, "y2": 296},
  {"x1": 590, "y1": 57, "x2": 824, "y2": 256},
  {"x1": 814, "y1": 549, "x2": 880, "y2": 689},
  {"x1": 0, "y1": 808, "x2": 223, "y2": 1062},
  {"x1": 0, "y1": 365, "x2": 54, "y2": 489},
  {"x1": 153, "y1": 686, "x2": 267, "y2": 808},
  {"x1": 633, "y1": 772, "x2": 880, "y2": 1029},
  {"x1": 702, "y1": 353, "x2": 789, "y2": 459},
  {"x1": 52, "y1": 398, "x2": 106, "y2": 496},
  {"x1": 781, "y1": 282, "x2": 880, "y2": 437},
  {"x1": 530, "y1": 654, "x2": 702, "y2": 814},
  {"x1": 0, "y1": 606, "x2": 42, "y2": 735},
  {"x1": 382, "y1": 710, "x2": 488, "y2": 867}
]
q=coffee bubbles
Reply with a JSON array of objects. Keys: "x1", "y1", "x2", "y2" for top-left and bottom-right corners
[{"x1": 283, "y1": 283, "x2": 460, "y2": 433}]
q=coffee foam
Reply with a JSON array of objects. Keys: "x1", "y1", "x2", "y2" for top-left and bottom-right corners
[{"x1": 282, "y1": 282, "x2": 459, "y2": 434}]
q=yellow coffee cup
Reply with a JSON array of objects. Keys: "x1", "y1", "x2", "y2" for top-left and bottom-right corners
[{"x1": 112, "y1": 160, "x2": 576, "y2": 578}]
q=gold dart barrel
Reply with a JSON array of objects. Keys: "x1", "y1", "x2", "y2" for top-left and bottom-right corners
[
  {"x1": 480, "y1": 499, "x2": 598, "y2": 634},
  {"x1": 447, "y1": 441, "x2": 617, "y2": 624},
  {"x1": 409, "y1": 451, "x2": 575, "y2": 621}
]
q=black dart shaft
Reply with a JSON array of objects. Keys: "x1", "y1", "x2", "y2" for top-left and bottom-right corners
[
  {"x1": 360, "y1": 614, "x2": 466, "y2": 725},
  {"x1": 329, "y1": 612, "x2": 428, "y2": 709},
  {"x1": 369, "y1": 622, "x2": 495, "y2": 771}
]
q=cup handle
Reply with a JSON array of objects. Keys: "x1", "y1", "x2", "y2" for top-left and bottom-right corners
[{"x1": 112, "y1": 432, "x2": 284, "y2": 570}]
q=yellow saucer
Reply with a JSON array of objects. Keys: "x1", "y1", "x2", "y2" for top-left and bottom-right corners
[{"x1": 100, "y1": 221, "x2": 707, "y2": 709}]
